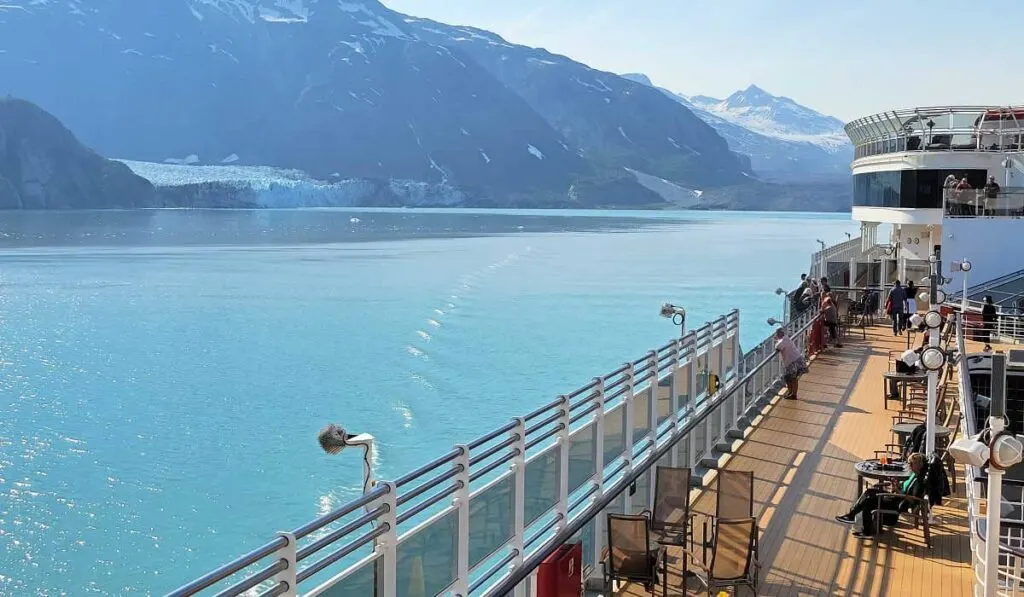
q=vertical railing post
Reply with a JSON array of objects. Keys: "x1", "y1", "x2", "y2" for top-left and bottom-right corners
[
  {"x1": 272, "y1": 531, "x2": 298, "y2": 597},
  {"x1": 509, "y1": 419, "x2": 527, "y2": 597},
  {"x1": 452, "y1": 445, "x2": 471, "y2": 597},
  {"x1": 687, "y1": 344, "x2": 698, "y2": 469},
  {"x1": 670, "y1": 340, "x2": 681, "y2": 467},
  {"x1": 591, "y1": 378, "x2": 606, "y2": 576},
  {"x1": 733, "y1": 312, "x2": 741, "y2": 378},
  {"x1": 623, "y1": 362, "x2": 635, "y2": 514},
  {"x1": 556, "y1": 395, "x2": 571, "y2": 532},
  {"x1": 375, "y1": 482, "x2": 398, "y2": 597},
  {"x1": 647, "y1": 351, "x2": 659, "y2": 499}
]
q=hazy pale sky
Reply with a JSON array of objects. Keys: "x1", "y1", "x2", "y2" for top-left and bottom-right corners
[{"x1": 386, "y1": 0, "x2": 1021, "y2": 122}]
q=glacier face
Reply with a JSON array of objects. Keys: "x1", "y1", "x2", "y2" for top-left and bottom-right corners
[{"x1": 119, "y1": 160, "x2": 465, "y2": 208}]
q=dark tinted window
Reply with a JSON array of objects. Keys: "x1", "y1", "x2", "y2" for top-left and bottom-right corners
[{"x1": 853, "y1": 169, "x2": 987, "y2": 208}]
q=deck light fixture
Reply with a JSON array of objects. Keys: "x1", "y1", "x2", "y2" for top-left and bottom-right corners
[
  {"x1": 919, "y1": 346, "x2": 946, "y2": 371},
  {"x1": 660, "y1": 303, "x2": 686, "y2": 337},
  {"x1": 318, "y1": 424, "x2": 376, "y2": 496}
]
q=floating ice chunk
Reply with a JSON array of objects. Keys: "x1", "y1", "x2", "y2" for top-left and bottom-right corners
[
  {"x1": 527, "y1": 144, "x2": 544, "y2": 160},
  {"x1": 221, "y1": 153, "x2": 239, "y2": 164},
  {"x1": 480, "y1": 150, "x2": 491, "y2": 164}
]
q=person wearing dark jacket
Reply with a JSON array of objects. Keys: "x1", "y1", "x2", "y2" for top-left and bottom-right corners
[
  {"x1": 982, "y1": 295, "x2": 997, "y2": 348},
  {"x1": 887, "y1": 280, "x2": 908, "y2": 336},
  {"x1": 835, "y1": 453, "x2": 927, "y2": 537}
]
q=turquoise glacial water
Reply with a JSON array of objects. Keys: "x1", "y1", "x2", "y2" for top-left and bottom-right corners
[{"x1": 0, "y1": 208, "x2": 855, "y2": 595}]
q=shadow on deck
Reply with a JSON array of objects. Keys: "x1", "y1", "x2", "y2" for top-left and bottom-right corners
[{"x1": 612, "y1": 326, "x2": 972, "y2": 597}]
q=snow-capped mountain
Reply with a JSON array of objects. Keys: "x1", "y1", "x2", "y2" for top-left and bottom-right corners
[
  {"x1": 686, "y1": 85, "x2": 849, "y2": 151},
  {"x1": 622, "y1": 75, "x2": 852, "y2": 183},
  {"x1": 0, "y1": 0, "x2": 750, "y2": 207}
]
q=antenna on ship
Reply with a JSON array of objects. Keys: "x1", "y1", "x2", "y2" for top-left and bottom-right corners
[{"x1": 318, "y1": 424, "x2": 376, "y2": 496}]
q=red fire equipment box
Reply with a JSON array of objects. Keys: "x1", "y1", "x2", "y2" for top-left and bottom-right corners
[{"x1": 536, "y1": 541, "x2": 582, "y2": 597}]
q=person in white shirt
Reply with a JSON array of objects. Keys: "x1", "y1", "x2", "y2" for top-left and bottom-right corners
[{"x1": 775, "y1": 328, "x2": 808, "y2": 400}]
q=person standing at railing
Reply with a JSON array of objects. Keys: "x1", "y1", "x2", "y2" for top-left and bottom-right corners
[
  {"x1": 956, "y1": 177, "x2": 974, "y2": 215},
  {"x1": 775, "y1": 328, "x2": 808, "y2": 400},
  {"x1": 982, "y1": 295, "x2": 997, "y2": 349},
  {"x1": 943, "y1": 174, "x2": 959, "y2": 215},
  {"x1": 984, "y1": 176, "x2": 1001, "y2": 216},
  {"x1": 822, "y1": 295, "x2": 843, "y2": 349}
]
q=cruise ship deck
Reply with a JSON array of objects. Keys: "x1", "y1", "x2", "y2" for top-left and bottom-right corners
[{"x1": 617, "y1": 325, "x2": 973, "y2": 597}]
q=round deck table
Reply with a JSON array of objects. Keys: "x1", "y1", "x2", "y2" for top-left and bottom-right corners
[{"x1": 854, "y1": 458, "x2": 913, "y2": 497}]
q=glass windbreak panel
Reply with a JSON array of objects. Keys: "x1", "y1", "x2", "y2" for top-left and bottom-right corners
[
  {"x1": 676, "y1": 362, "x2": 691, "y2": 412},
  {"x1": 318, "y1": 557, "x2": 377, "y2": 597},
  {"x1": 468, "y1": 475, "x2": 514, "y2": 570},
  {"x1": 708, "y1": 342, "x2": 723, "y2": 383},
  {"x1": 568, "y1": 423, "x2": 596, "y2": 494},
  {"x1": 397, "y1": 511, "x2": 457, "y2": 597},
  {"x1": 524, "y1": 447, "x2": 561, "y2": 526},
  {"x1": 605, "y1": 488, "x2": 626, "y2": 515},
  {"x1": 579, "y1": 518, "x2": 596, "y2": 569},
  {"x1": 723, "y1": 335, "x2": 736, "y2": 380},
  {"x1": 656, "y1": 378, "x2": 672, "y2": 427},
  {"x1": 674, "y1": 432, "x2": 689, "y2": 467},
  {"x1": 632, "y1": 387, "x2": 652, "y2": 441},
  {"x1": 630, "y1": 468, "x2": 652, "y2": 515},
  {"x1": 694, "y1": 352, "x2": 709, "y2": 404},
  {"x1": 693, "y1": 418, "x2": 707, "y2": 461},
  {"x1": 603, "y1": 404, "x2": 626, "y2": 465},
  {"x1": 855, "y1": 262, "x2": 881, "y2": 287}
]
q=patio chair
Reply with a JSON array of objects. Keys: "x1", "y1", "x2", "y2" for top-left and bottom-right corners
[
  {"x1": 700, "y1": 470, "x2": 756, "y2": 563},
  {"x1": 682, "y1": 517, "x2": 760, "y2": 596},
  {"x1": 606, "y1": 513, "x2": 667, "y2": 596},
  {"x1": 643, "y1": 466, "x2": 693, "y2": 580},
  {"x1": 871, "y1": 492, "x2": 932, "y2": 548}
]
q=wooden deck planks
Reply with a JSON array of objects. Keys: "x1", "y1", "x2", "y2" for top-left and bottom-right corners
[{"x1": 613, "y1": 326, "x2": 973, "y2": 596}]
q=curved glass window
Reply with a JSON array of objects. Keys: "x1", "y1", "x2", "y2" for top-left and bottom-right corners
[{"x1": 853, "y1": 169, "x2": 987, "y2": 208}]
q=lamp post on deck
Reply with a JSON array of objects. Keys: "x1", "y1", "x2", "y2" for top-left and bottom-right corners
[
  {"x1": 318, "y1": 424, "x2": 376, "y2": 498},
  {"x1": 924, "y1": 250, "x2": 943, "y2": 455},
  {"x1": 660, "y1": 303, "x2": 687, "y2": 338},
  {"x1": 952, "y1": 259, "x2": 972, "y2": 313}
]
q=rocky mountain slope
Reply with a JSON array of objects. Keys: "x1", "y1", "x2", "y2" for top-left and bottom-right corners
[
  {"x1": 0, "y1": 98, "x2": 157, "y2": 209},
  {"x1": 622, "y1": 75, "x2": 852, "y2": 183},
  {"x1": 0, "y1": 0, "x2": 752, "y2": 208}
]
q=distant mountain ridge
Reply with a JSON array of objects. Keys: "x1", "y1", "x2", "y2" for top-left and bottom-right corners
[
  {"x1": 622, "y1": 75, "x2": 853, "y2": 183},
  {"x1": 686, "y1": 85, "x2": 848, "y2": 150},
  {"x1": 0, "y1": 0, "x2": 753, "y2": 208}
]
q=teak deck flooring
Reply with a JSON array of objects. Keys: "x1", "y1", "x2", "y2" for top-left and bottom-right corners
[{"x1": 614, "y1": 325, "x2": 973, "y2": 597}]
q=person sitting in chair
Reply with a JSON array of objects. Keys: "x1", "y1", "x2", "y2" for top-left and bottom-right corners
[
  {"x1": 887, "y1": 332, "x2": 929, "y2": 402},
  {"x1": 835, "y1": 452, "x2": 927, "y2": 537}
]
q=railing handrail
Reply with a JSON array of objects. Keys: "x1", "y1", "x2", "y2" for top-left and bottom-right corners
[
  {"x1": 167, "y1": 308, "x2": 751, "y2": 596},
  {"x1": 484, "y1": 308, "x2": 820, "y2": 596},
  {"x1": 953, "y1": 312, "x2": 1024, "y2": 596}
]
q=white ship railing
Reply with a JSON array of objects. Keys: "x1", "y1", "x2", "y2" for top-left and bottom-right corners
[
  {"x1": 955, "y1": 314, "x2": 1024, "y2": 596},
  {"x1": 846, "y1": 105, "x2": 1024, "y2": 159},
  {"x1": 166, "y1": 306, "x2": 821, "y2": 596}
]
